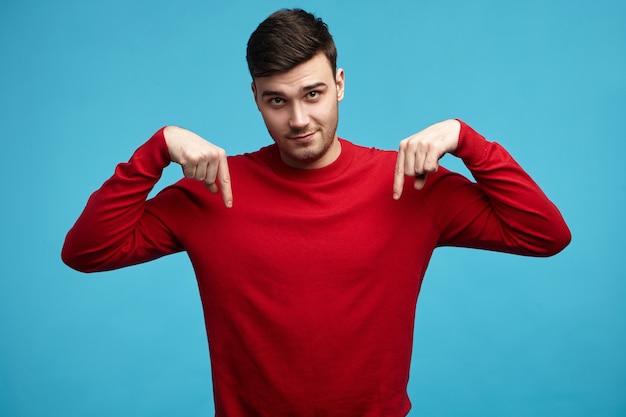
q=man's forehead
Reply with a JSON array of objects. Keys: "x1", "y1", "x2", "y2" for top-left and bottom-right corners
[{"x1": 254, "y1": 53, "x2": 335, "y2": 94}]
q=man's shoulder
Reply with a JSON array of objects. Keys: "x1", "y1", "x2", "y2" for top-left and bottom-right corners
[
  {"x1": 229, "y1": 143, "x2": 277, "y2": 162},
  {"x1": 340, "y1": 137, "x2": 395, "y2": 153},
  {"x1": 339, "y1": 138, "x2": 397, "y2": 164}
]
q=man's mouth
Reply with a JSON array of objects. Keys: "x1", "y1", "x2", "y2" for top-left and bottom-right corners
[{"x1": 288, "y1": 131, "x2": 317, "y2": 143}]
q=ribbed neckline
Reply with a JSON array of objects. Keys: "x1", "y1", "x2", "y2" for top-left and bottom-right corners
[{"x1": 259, "y1": 139, "x2": 356, "y2": 184}]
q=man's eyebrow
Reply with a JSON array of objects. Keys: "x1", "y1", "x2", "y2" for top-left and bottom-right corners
[
  {"x1": 302, "y1": 82, "x2": 328, "y2": 92},
  {"x1": 261, "y1": 82, "x2": 328, "y2": 97},
  {"x1": 261, "y1": 89, "x2": 283, "y2": 97}
]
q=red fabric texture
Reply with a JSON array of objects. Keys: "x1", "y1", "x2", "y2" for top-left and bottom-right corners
[{"x1": 62, "y1": 121, "x2": 570, "y2": 416}]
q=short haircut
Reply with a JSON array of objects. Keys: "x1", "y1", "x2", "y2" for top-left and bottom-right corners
[{"x1": 246, "y1": 9, "x2": 337, "y2": 79}]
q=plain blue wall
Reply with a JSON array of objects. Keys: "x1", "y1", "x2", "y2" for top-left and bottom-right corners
[{"x1": 1, "y1": 0, "x2": 624, "y2": 416}]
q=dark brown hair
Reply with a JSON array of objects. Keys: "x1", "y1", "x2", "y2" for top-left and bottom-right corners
[{"x1": 246, "y1": 9, "x2": 337, "y2": 79}]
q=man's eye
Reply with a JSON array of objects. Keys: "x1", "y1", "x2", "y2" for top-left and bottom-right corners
[
  {"x1": 307, "y1": 91, "x2": 319, "y2": 99},
  {"x1": 270, "y1": 97, "x2": 284, "y2": 105}
]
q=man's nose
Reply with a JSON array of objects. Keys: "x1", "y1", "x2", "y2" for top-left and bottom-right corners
[{"x1": 288, "y1": 102, "x2": 310, "y2": 130}]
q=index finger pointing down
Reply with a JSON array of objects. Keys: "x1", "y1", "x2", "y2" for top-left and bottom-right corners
[
  {"x1": 393, "y1": 148, "x2": 405, "y2": 200},
  {"x1": 217, "y1": 157, "x2": 233, "y2": 208}
]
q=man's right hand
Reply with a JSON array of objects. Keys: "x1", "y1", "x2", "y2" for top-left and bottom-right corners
[{"x1": 164, "y1": 126, "x2": 233, "y2": 208}]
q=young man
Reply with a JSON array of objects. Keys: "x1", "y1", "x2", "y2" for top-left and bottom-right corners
[{"x1": 62, "y1": 9, "x2": 570, "y2": 417}]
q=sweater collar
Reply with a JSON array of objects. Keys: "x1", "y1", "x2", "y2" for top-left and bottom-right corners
[{"x1": 261, "y1": 138, "x2": 355, "y2": 183}]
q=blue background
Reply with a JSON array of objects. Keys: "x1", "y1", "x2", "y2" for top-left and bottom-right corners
[{"x1": 1, "y1": 0, "x2": 624, "y2": 416}]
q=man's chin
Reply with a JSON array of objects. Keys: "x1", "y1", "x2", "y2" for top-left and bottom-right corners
[{"x1": 280, "y1": 147, "x2": 325, "y2": 169}]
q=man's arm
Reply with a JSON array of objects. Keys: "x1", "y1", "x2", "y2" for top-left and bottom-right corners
[
  {"x1": 393, "y1": 119, "x2": 571, "y2": 256},
  {"x1": 61, "y1": 127, "x2": 231, "y2": 272}
]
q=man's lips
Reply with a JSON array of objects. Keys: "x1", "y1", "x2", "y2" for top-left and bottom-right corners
[{"x1": 288, "y1": 131, "x2": 317, "y2": 143}]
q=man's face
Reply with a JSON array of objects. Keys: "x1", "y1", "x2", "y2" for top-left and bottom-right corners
[{"x1": 252, "y1": 52, "x2": 345, "y2": 169}]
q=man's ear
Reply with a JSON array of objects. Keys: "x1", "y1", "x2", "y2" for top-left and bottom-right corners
[
  {"x1": 335, "y1": 68, "x2": 345, "y2": 102},
  {"x1": 251, "y1": 81, "x2": 260, "y2": 110}
]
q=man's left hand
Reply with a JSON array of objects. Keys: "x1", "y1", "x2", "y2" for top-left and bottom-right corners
[{"x1": 393, "y1": 119, "x2": 461, "y2": 199}]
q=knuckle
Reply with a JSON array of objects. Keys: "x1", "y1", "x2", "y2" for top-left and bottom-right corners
[
  {"x1": 416, "y1": 139, "x2": 430, "y2": 151},
  {"x1": 200, "y1": 148, "x2": 215, "y2": 161}
]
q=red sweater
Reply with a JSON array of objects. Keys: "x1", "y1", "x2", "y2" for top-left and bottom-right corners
[{"x1": 62, "y1": 121, "x2": 570, "y2": 416}]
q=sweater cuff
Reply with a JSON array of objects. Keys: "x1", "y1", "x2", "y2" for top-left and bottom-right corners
[
  {"x1": 451, "y1": 119, "x2": 489, "y2": 167},
  {"x1": 131, "y1": 126, "x2": 172, "y2": 172}
]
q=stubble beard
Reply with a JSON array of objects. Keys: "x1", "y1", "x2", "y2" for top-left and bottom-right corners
[
  {"x1": 289, "y1": 128, "x2": 335, "y2": 165},
  {"x1": 283, "y1": 107, "x2": 339, "y2": 167}
]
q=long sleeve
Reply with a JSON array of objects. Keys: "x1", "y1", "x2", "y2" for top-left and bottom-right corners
[
  {"x1": 427, "y1": 120, "x2": 571, "y2": 256},
  {"x1": 61, "y1": 128, "x2": 184, "y2": 272}
]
